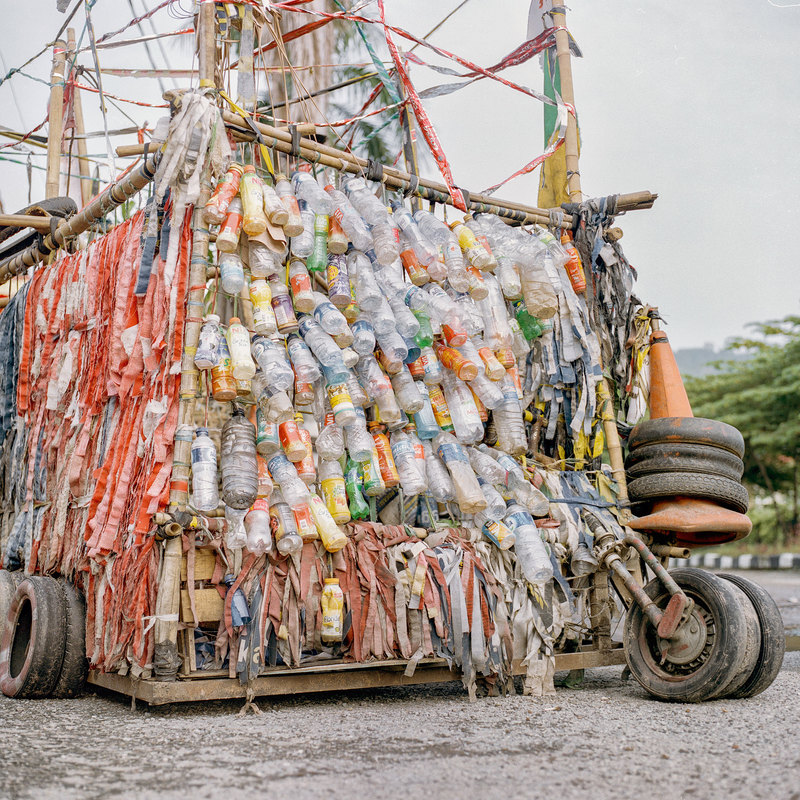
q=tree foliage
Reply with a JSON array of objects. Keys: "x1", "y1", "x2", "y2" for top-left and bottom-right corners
[{"x1": 685, "y1": 315, "x2": 800, "y2": 541}]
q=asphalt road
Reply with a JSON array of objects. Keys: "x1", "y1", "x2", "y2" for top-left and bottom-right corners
[{"x1": 0, "y1": 570, "x2": 798, "y2": 800}]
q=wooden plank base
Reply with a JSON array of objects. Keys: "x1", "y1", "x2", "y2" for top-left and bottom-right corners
[{"x1": 87, "y1": 647, "x2": 628, "y2": 706}]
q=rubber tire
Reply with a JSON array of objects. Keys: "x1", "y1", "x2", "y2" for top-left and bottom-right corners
[
  {"x1": 707, "y1": 581, "x2": 761, "y2": 700},
  {"x1": 0, "y1": 576, "x2": 67, "y2": 698},
  {"x1": 627, "y1": 472, "x2": 749, "y2": 513},
  {"x1": 625, "y1": 442, "x2": 744, "y2": 481},
  {"x1": 628, "y1": 417, "x2": 745, "y2": 458},
  {"x1": 717, "y1": 573, "x2": 785, "y2": 698},
  {"x1": 624, "y1": 568, "x2": 752, "y2": 703},
  {"x1": 0, "y1": 571, "x2": 24, "y2": 641},
  {"x1": 50, "y1": 581, "x2": 88, "y2": 699}
]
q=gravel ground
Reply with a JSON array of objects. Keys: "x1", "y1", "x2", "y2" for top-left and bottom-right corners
[{"x1": 0, "y1": 653, "x2": 798, "y2": 800}]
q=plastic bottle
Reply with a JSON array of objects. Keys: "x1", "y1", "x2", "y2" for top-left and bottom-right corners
[
  {"x1": 191, "y1": 427, "x2": 219, "y2": 511},
  {"x1": 435, "y1": 343, "x2": 478, "y2": 381},
  {"x1": 406, "y1": 424, "x2": 428, "y2": 484},
  {"x1": 293, "y1": 171, "x2": 334, "y2": 214},
  {"x1": 223, "y1": 572, "x2": 251, "y2": 623},
  {"x1": 267, "y1": 452, "x2": 311, "y2": 510},
  {"x1": 279, "y1": 416, "x2": 308, "y2": 463},
  {"x1": 477, "y1": 274, "x2": 513, "y2": 351},
  {"x1": 320, "y1": 578, "x2": 345, "y2": 642},
  {"x1": 216, "y1": 197, "x2": 243, "y2": 253},
  {"x1": 319, "y1": 459, "x2": 351, "y2": 524},
  {"x1": 495, "y1": 255, "x2": 522, "y2": 299},
  {"x1": 195, "y1": 315, "x2": 222, "y2": 370},
  {"x1": 211, "y1": 338, "x2": 237, "y2": 401},
  {"x1": 372, "y1": 220, "x2": 400, "y2": 266},
  {"x1": 325, "y1": 184, "x2": 373, "y2": 251},
  {"x1": 248, "y1": 239, "x2": 279, "y2": 279},
  {"x1": 375, "y1": 389, "x2": 404, "y2": 430},
  {"x1": 344, "y1": 177, "x2": 388, "y2": 225},
  {"x1": 390, "y1": 429, "x2": 427, "y2": 495},
  {"x1": 441, "y1": 369, "x2": 484, "y2": 444},
  {"x1": 345, "y1": 370, "x2": 369, "y2": 408},
  {"x1": 327, "y1": 216, "x2": 349, "y2": 254},
  {"x1": 270, "y1": 489, "x2": 303, "y2": 554},
  {"x1": 306, "y1": 214, "x2": 330, "y2": 273},
  {"x1": 477, "y1": 343, "x2": 506, "y2": 381},
  {"x1": 362, "y1": 443, "x2": 387, "y2": 496},
  {"x1": 351, "y1": 313, "x2": 376, "y2": 355},
  {"x1": 427, "y1": 383, "x2": 454, "y2": 432},
  {"x1": 286, "y1": 333, "x2": 321, "y2": 383},
  {"x1": 514, "y1": 300, "x2": 543, "y2": 341},
  {"x1": 288, "y1": 258, "x2": 315, "y2": 313},
  {"x1": 369, "y1": 423, "x2": 400, "y2": 487},
  {"x1": 244, "y1": 499, "x2": 274, "y2": 556},
  {"x1": 274, "y1": 173, "x2": 304, "y2": 236},
  {"x1": 493, "y1": 375, "x2": 528, "y2": 456},
  {"x1": 220, "y1": 252, "x2": 245, "y2": 296},
  {"x1": 348, "y1": 250, "x2": 382, "y2": 311},
  {"x1": 262, "y1": 178, "x2": 288, "y2": 226},
  {"x1": 269, "y1": 280, "x2": 299, "y2": 335},
  {"x1": 312, "y1": 292, "x2": 350, "y2": 337},
  {"x1": 413, "y1": 208, "x2": 452, "y2": 246},
  {"x1": 316, "y1": 411, "x2": 345, "y2": 461},
  {"x1": 421, "y1": 440, "x2": 455, "y2": 503},
  {"x1": 291, "y1": 199, "x2": 315, "y2": 258},
  {"x1": 240, "y1": 165, "x2": 268, "y2": 236},
  {"x1": 224, "y1": 505, "x2": 248, "y2": 551},
  {"x1": 413, "y1": 311, "x2": 433, "y2": 349},
  {"x1": 221, "y1": 406, "x2": 259, "y2": 509},
  {"x1": 249, "y1": 279, "x2": 277, "y2": 336},
  {"x1": 449, "y1": 219, "x2": 492, "y2": 269},
  {"x1": 504, "y1": 502, "x2": 553, "y2": 585},
  {"x1": 256, "y1": 453, "x2": 274, "y2": 499},
  {"x1": 309, "y1": 493, "x2": 349, "y2": 552},
  {"x1": 204, "y1": 163, "x2": 243, "y2": 224},
  {"x1": 293, "y1": 501, "x2": 319, "y2": 542},
  {"x1": 391, "y1": 202, "x2": 438, "y2": 266},
  {"x1": 390, "y1": 366, "x2": 424, "y2": 414},
  {"x1": 343, "y1": 411, "x2": 374, "y2": 464},
  {"x1": 434, "y1": 432, "x2": 486, "y2": 514},
  {"x1": 475, "y1": 513, "x2": 516, "y2": 550},
  {"x1": 251, "y1": 335, "x2": 294, "y2": 390},
  {"x1": 413, "y1": 383, "x2": 441, "y2": 440},
  {"x1": 560, "y1": 230, "x2": 586, "y2": 294},
  {"x1": 375, "y1": 329, "x2": 408, "y2": 371},
  {"x1": 345, "y1": 459, "x2": 370, "y2": 520},
  {"x1": 327, "y1": 253, "x2": 351, "y2": 308},
  {"x1": 295, "y1": 417, "x2": 316, "y2": 484},
  {"x1": 418, "y1": 346, "x2": 444, "y2": 385},
  {"x1": 326, "y1": 379, "x2": 356, "y2": 427}
]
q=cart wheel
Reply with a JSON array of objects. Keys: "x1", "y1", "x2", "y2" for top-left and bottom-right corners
[
  {"x1": 623, "y1": 568, "x2": 751, "y2": 703},
  {"x1": 717, "y1": 573, "x2": 785, "y2": 698}
]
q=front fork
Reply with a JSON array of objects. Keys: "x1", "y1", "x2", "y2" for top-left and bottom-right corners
[{"x1": 585, "y1": 513, "x2": 694, "y2": 641}]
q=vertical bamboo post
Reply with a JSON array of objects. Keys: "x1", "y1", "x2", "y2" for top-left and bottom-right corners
[
  {"x1": 153, "y1": 0, "x2": 218, "y2": 681},
  {"x1": 550, "y1": 7, "x2": 581, "y2": 203},
  {"x1": 550, "y1": 6, "x2": 614, "y2": 650},
  {"x1": 45, "y1": 39, "x2": 68, "y2": 199},
  {"x1": 66, "y1": 28, "x2": 92, "y2": 206},
  {"x1": 397, "y1": 81, "x2": 421, "y2": 213}
]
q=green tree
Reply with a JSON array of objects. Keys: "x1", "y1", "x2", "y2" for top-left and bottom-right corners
[{"x1": 685, "y1": 315, "x2": 800, "y2": 545}]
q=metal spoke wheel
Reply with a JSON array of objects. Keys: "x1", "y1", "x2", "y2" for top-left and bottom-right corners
[{"x1": 623, "y1": 568, "x2": 755, "y2": 703}]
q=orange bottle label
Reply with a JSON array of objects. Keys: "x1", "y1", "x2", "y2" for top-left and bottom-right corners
[
  {"x1": 427, "y1": 385, "x2": 453, "y2": 430},
  {"x1": 372, "y1": 433, "x2": 400, "y2": 487}
]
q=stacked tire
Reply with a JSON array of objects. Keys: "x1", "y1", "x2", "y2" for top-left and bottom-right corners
[
  {"x1": 625, "y1": 417, "x2": 749, "y2": 513},
  {"x1": 0, "y1": 572, "x2": 88, "y2": 699}
]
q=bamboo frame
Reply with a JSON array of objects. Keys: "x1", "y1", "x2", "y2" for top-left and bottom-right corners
[
  {"x1": 67, "y1": 28, "x2": 93, "y2": 207},
  {"x1": 0, "y1": 215, "x2": 53, "y2": 233},
  {"x1": 45, "y1": 39, "x2": 68, "y2": 199}
]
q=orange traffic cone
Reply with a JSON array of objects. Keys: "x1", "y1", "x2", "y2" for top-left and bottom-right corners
[{"x1": 628, "y1": 326, "x2": 751, "y2": 546}]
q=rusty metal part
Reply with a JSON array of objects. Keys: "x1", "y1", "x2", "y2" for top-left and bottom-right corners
[{"x1": 650, "y1": 544, "x2": 691, "y2": 560}]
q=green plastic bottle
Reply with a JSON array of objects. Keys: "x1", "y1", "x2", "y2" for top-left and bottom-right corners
[
  {"x1": 513, "y1": 301, "x2": 543, "y2": 341},
  {"x1": 306, "y1": 213, "x2": 329, "y2": 272},
  {"x1": 345, "y1": 459, "x2": 370, "y2": 520},
  {"x1": 413, "y1": 310, "x2": 434, "y2": 348}
]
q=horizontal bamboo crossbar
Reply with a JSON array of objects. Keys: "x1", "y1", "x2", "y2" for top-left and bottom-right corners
[{"x1": 0, "y1": 214, "x2": 53, "y2": 233}]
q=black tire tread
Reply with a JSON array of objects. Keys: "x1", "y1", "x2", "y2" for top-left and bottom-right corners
[
  {"x1": 50, "y1": 581, "x2": 88, "y2": 699},
  {"x1": 627, "y1": 472, "x2": 749, "y2": 513},
  {"x1": 628, "y1": 417, "x2": 745, "y2": 458},
  {"x1": 625, "y1": 442, "x2": 744, "y2": 481},
  {"x1": 717, "y1": 573, "x2": 785, "y2": 698}
]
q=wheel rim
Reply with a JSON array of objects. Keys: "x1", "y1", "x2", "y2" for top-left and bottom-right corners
[{"x1": 636, "y1": 589, "x2": 718, "y2": 681}]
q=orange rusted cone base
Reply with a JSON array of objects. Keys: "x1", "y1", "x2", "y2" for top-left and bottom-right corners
[
  {"x1": 648, "y1": 330, "x2": 693, "y2": 419},
  {"x1": 632, "y1": 330, "x2": 751, "y2": 547}
]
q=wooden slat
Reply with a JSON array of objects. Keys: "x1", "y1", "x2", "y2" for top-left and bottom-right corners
[
  {"x1": 180, "y1": 548, "x2": 217, "y2": 582},
  {"x1": 180, "y1": 587, "x2": 223, "y2": 624}
]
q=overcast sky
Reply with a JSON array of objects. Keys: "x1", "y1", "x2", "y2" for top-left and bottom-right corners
[{"x1": 1, "y1": 1, "x2": 796, "y2": 350}]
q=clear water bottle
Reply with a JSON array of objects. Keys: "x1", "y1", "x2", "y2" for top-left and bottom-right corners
[
  {"x1": 344, "y1": 407, "x2": 374, "y2": 463},
  {"x1": 391, "y1": 202, "x2": 437, "y2": 266},
  {"x1": 441, "y1": 370, "x2": 484, "y2": 444},
  {"x1": 406, "y1": 423, "x2": 427, "y2": 484},
  {"x1": 435, "y1": 432, "x2": 486, "y2": 514},
  {"x1": 195, "y1": 315, "x2": 221, "y2": 370},
  {"x1": 312, "y1": 292, "x2": 349, "y2": 337},
  {"x1": 286, "y1": 333, "x2": 321, "y2": 383},
  {"x1": 244, "y1": 499, "x2": 274, "y2": 556},
  {"x1": 220, "y1": 252, "x2": 245, "y2": 296},
  {"x1": 413, "y1": 208, "x2": 452, "y2": 246},
  {"x1": 270, "y1": 488, "x2": 303, "y2": 555},
  {"x1": 345, "y1": 369, "x2": 369, "y2": 407},
  {"x1": 291, "y1": 199, "x2": 315, "y2": 258},
  {"x1": 251, "y1": 334, "x2": 293, "y2": 390},
  {"x1": 367, "y1": 295, "x2": 397, "y2": 337},
  {"x1": 355, "y1": 353, "x2": 391, "y2": 398},
  {"x1": 349, "y1": 249, "x2": 382, "y2": 311},
  {"x1": 504, "y1": 502, "x2": 553, "y2": 585},
  {"x1": 375, "y1": 388, "x2": 404, "y2": 430},
  {"x1": 390, "y1": 429, "x2": 427, "y2": 495},
  {"x1": 413, "y1": 383, "x2": 441, "y2": 440},
  {"x1": 493, "y1": 375, "x2": 527, "y2": 456},
  {"x1": 316, "y1": 411, "x2": 345, "y2": 461},
  {"x1": 468, "y1": 444, "x2": 510, "y2": 486},
  {"x1": 248, "y1": 239, "x2": 280, "y2": 279},
  {"x1": 467, "y1": 373, "x2": 504, "y2": 410},
  {"x1": 375, "y1": 329, "x2": 408, "y2": 370},
  {"x1": 351, "y1": 313, "x2": 376, "y2": 355},
  {"x1": 391, "y1": 366, "x2": 424, "y2": 414},
  {"x1": 387, "y1": 294, "x2": 420, "y2": 339},
  {"x1": 344, "y1": 177, "x2": 388, "y2": 225},
  {"x1": 371, "y1": 220, "x2": 399, "y2": 265},
  {"x1": 274, "y1": 173, "x2": 304, "y2": 237},
  {"x1": 224, "y1": 506, "x2": 248, "y2": 550},
  {"x1": 297, "y1": 315, "x2": 345, "y2": 371},
  {"x1": 191, "y1": 427, "x2": 219, "y2": 512},
  {"x1": 221, "y1": 406, "x2": 259, "y2": 510},
  {"x1": 325, "y1": 184, "x2": 373, "y2": 251},
  {"x1": 422, "y1": 439, "x2": 455, "y2": 503},
  {"x1": 267, "y1": 452, "x2": 311, "y2": 510},
  {"x1": 495, "y1": 255, "x2": 522, "y2": 300},
  {"x1": 292, "y1": 171, "x2": 334, "y2": 214},
  {"x1": 288, "y1": 257, "x2": 315, "y2": 313},
  {"x1": 250, "y1": 279, "x2": 278, "y2": 336},
  {"x1": 226, "y1": 318, "x2": 256, "y2": 380},
  {"x1": 477, "y1": 273, "x2": 514, "y2": 351},
  {"x1": 262, "y1": 179, "x2": 288, "y2": 226}
]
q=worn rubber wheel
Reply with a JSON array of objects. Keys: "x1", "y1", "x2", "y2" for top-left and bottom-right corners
[
  {"x1": 717, "y1": 573, "x2": 785, "y2": 698},
  {"x1": 0, "y1": 571, "x2": 24, "y2": 640},
  {"x1": 624, "y1": 568, "x2": 752, "y2": 702},
  {"x1": 628, "y1": 417, "x2": 745, "y2": 458},
  {"x1": 0, "y1": 576, "x2": 67, "y2": 699},
  {"x1": 627, "y1": 472, "x2": 749, "y2": 513},
  {"x1": 625, "y1": 442, "x2": 744, "y2": 481},
  {"x1": 50, "y1": 581, "x2": 88, "y2": 699}
]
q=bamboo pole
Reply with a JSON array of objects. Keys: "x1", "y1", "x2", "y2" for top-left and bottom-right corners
[
  {"x1": 154, "y1": 0, "x2": 218, "y2": 681},
  {"x1": 0, "y1": 154, "x2": 159, "y2": 285},
  {"x1": 45, "y1": 39, "x2": 68, "y2": 199},
  {"x1": 550, "y1": 7, "x2": 581, "y2": 203},
  {"x1": 67, "y1": 28, "x2": 93, "y2": 207},
  {"x1": 0, "y1": 215, "x2": 53, "y2": 233},
  {"x1": 397, "y1": 81, "x2": 422, "y2": 213}
]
